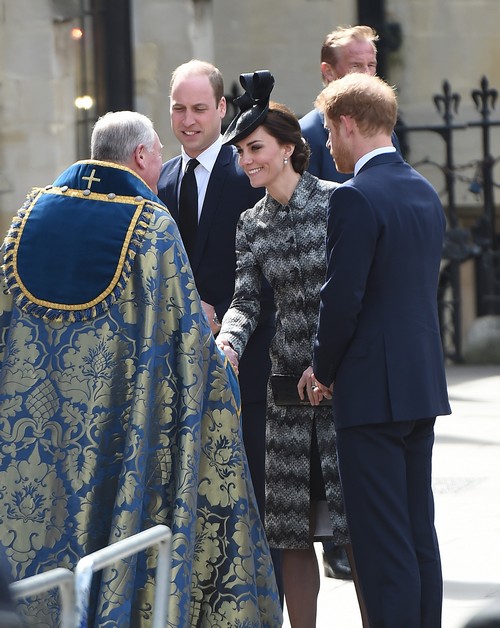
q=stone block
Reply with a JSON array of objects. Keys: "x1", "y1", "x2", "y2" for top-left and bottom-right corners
[{"x1": 464, "y1": 315, "x2": 500, "y2": 364}]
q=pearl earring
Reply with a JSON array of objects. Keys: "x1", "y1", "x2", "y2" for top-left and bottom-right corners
[{"x1": 284, "y1": 157, "x2": 288, "y2": 165}]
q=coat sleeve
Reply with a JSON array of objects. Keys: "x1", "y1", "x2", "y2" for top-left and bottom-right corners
[
  {"x1": 313, "y1": 184, "x2": 379, "y2": 386},
  {"x1": 218, "y1": 215, "x2": 262, "y2": 358}
]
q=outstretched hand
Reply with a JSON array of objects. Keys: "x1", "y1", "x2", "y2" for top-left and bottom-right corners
[
  {"x1": 201, "y1": 300, "x2": 222, "y2": 336},
  {"x1": 216, "y1": 338, "x2": 239, "y2": 375}
]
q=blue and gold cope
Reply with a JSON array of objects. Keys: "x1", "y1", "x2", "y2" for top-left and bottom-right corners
[{"x1": 0, "y1": 161, "x2": 282, "y2": 627}]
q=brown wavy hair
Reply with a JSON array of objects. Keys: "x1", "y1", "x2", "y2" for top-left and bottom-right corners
[{"x1": 261, "y1": 102, "x2": 311, "y2": 174}]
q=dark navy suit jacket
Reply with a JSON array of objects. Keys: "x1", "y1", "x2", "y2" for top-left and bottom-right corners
[
  {"x1": 313, "y1": 152, "x2": 451, "y2": 428},
  {"x1": 157, "y1": 144, "x2": 275, "y2": 403}
]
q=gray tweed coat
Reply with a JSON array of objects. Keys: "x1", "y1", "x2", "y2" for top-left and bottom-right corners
[{"x1": 219, "y1": 171, "x2": 349, "y2": 549}]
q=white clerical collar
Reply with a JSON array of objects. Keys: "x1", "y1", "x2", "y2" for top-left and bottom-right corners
[
  {"x1": 354, "y1": 146, "x2": 396, "y2": 176},
  {"x1": 181, "y1": 135, "x2": 222, "y2": 174}
]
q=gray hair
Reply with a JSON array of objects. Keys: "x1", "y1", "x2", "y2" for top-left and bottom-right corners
[{"x1": 91, "y1": 111, "x2": 156, "y2": 162}]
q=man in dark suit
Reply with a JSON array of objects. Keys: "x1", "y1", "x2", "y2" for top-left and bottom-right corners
[
  {"x1": 310, "y1": 73, "x2": 451, "y2": 627},
  {"x1": 157, "y1": 59, "x2": 281, "y2": 595},
  {"x1": 300, "y1": 25, "x2": 400, "y2": 182},
  {"x1": 300, "y1": 25, "x2": 401, "y2": 582}
]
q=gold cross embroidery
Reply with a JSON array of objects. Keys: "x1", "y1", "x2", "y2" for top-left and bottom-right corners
[{"x1": 82, "y1": 169, "x2": 101, "y2": 189}]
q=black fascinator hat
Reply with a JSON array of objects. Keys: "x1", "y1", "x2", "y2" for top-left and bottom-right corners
[{"x1": 222, "y1": 70, "x2": 275, "y2": 145}]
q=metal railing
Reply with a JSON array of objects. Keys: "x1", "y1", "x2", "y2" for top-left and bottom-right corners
[
  {"x1": 394, "y1": 76, "x2": 500, "y2": 361},
  {"x1": 9, "y1": 524, "x2": 172, "y2": 628},
  {"x1": 74, "y1": 524, "x2": 172, "y2": 628},
  {"x1": 10, "y1": 567, "x2": 74, "y2": 628}
]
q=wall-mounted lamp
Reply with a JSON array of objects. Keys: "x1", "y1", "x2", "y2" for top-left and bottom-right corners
[
  {"x1": 71, "y1": 26, "x2": 84, "y2": 40},
  {"x1": 74, "y1": 95, "x2": 94, "y2": 110}
]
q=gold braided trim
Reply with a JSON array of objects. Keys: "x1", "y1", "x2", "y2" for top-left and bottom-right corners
[{"x1": 3, "y1": 188, "x2": 159, "y2": 322}]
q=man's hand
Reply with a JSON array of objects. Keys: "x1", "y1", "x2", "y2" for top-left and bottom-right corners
[
  {"x1": 297, "y1": 366, "x2": 332, "y2": 406},
  {"x1": 201, "y1": 300, "x2": 222, "y2": 336},
  {"x1": 216, "y1": 337, "x2": 239, "y2": 374},
  {"x1": 314, "y1": 377, "x2": 333, "y2": 399}
]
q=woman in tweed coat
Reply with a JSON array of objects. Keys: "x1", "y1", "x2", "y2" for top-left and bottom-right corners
[{"x1": 217, "y1": 71, "x2": 367, "y2": 627}]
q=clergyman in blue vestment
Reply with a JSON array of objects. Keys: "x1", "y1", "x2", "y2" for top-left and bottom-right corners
[{"x1": 0, "y1": 111, "x2": 282, "y2": 627}]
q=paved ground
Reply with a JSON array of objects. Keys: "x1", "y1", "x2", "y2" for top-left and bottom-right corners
[{"x1": 283, "y1": 364, "x2": 500, "y2": 627}]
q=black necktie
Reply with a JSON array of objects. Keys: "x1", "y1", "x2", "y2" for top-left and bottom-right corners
[{"x1": 178, "y1": 158, "x2": 199, "y2": 260}]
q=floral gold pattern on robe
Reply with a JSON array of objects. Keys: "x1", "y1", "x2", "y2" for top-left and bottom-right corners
[{"x1": 0, "y1": 161, "x2": 282, "y2": 627}]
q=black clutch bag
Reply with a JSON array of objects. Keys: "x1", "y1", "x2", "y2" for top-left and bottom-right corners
[{"x1": 270, "y1": 374, "x2": 332, "y2": 407}]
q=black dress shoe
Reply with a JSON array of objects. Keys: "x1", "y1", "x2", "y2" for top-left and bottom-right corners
[{"x1": 323, "y1": 545, "x2": 352, "y2": 580}]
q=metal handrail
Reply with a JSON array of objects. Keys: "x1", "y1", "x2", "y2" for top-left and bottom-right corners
[
  {"x1": 10, "y1": 567, "x2": 74, "y2": 628},
  {"x1": 74, "y1": 524, "x2": 172, "y2": 628}
]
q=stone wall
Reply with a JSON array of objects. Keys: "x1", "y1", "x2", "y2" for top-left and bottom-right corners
[
  {"x1": 387, "y1": 0, "x2": 500, "y2": 204},
  {"x1": 0, "y1": 0, "x2": 77, "y2": 234},
  {"x1": 132, "y1": 0, "x2": 356, "y2": 158},
  {"x1": 1, "y1": 0, "x2": 499, "y2": 240}
]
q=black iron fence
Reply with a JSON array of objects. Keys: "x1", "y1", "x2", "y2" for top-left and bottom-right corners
[{"x1": 396, "y1": 76, "x2": 500, "y2": 362}]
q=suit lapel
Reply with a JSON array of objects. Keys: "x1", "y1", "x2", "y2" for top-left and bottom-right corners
[{"x1": 189, "y1": 146, "x2": 232, "y2": 273}]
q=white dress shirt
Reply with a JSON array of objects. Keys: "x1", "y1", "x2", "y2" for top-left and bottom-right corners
[
  {"x1": 354, "y1": 146, "x2": 396, "y2": 176},
  {"x1": 181, "y1": 136, "x2": 223, "y2": 221}
]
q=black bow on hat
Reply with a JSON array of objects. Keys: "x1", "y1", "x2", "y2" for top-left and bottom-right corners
[{"x1": 222, "y1": 70, "x2": 275, "y2": 145}]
